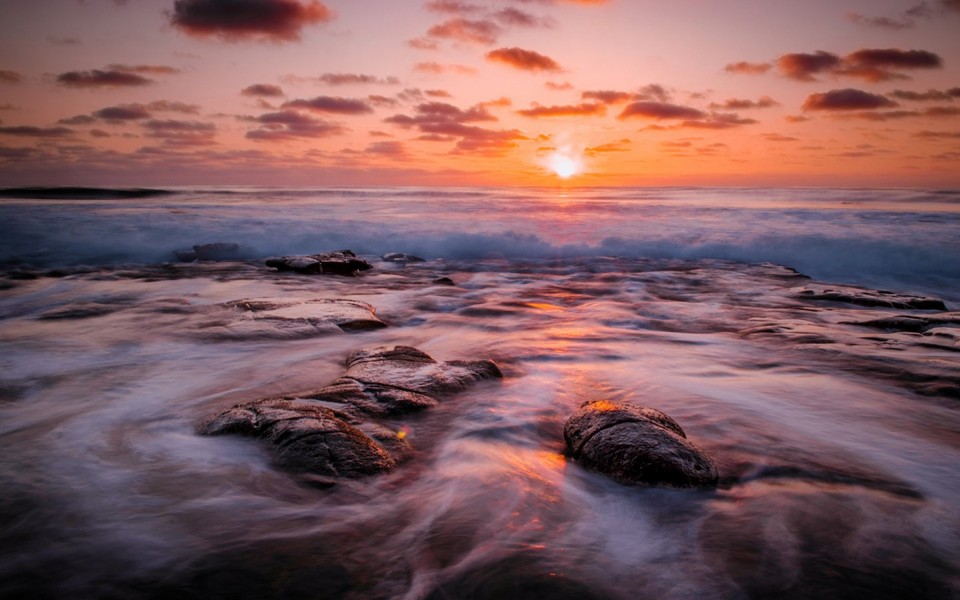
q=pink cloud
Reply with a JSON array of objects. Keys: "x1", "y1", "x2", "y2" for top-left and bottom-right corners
[
  {"x1": 486, "y1": 47, "x2": 562, "y2": 72},
  {"x1": 516, "y1": 102, "x2": 605, "y2": 117}
]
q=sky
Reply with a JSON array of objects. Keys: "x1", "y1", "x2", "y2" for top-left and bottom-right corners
[{"x1": 0, "y1": 0, "x2": 958, "y2": 187}]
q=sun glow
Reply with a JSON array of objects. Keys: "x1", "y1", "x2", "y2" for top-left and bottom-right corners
[{"x1": 547, "y1": 152, "x2": 581, "y2": 179}]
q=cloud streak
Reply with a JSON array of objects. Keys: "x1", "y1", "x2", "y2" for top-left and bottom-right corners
[
  {"x1": 56, "y1": 69, "x2": 154, "y2": 88},
  {"x1": 486, "y1": 47, "x2": 562, "y2": 72}
]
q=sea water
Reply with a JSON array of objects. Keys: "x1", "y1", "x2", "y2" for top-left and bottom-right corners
[{"x1": 0, "y1": 187, "x2": 958, "y2": 598}]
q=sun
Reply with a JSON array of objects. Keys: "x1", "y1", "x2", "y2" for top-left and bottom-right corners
[{"x1": 548, "y1": 152, "x2": 580, "y2": 179}]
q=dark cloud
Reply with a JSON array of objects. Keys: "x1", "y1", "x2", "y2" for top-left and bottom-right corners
[
  {"x1": 425, "y1": 89, "x2": 452, "y2": 98},
  {"x1": 107, "y1": 64, "x2": 181, "y2": 75},
  {"x1": 242, "y1": 84, "x2": 285, "y2": 97},
  {"x1": 427, "y1": 18, "x2": 502, "y2": 44},
  {"x1": 246, "y1": 110, "x2": 345, "y2": 141},
  {"x1": 90, "y1": 129, "x2": 111, "y2": 138},
  {"x1": 0, "y1": 125, "x2": 74, "y2": 137},
  {"x1": 889, "y1": 88, "x2": 960, "y2": 102},
  {"x1": 773, "y1": 48, "x2": 943, "y2": 83},
  {"x1": 845, "y1": 48, "x2": 942, "y2": 70},
  {"x1": 384, "y1": 101, "x2": 522, "y2": 155},
  {"x1": 169, "y1": 0, "x2": 333, "y2": 42},
  {"x1": 59, "y1": 114, "x2": 98, "y2": 125},
  {"x1": 618, "y1": 101, "x2": 705, "y2": 120},
  {"x1": 764, "y1": 133, "x2": 799, "y2": 142},
  {"x1": 724, "y1": 61, "x2": 772, "y2": 75},
  {"x1": 802, "y1": 88, "x2": 897, "y2": 111},
  {"x1": 582, "y1": 90, "x2": 633, "y2": 104},
  {"x1": 516, "y1": 102, "x2": 605, "y2": 117},
  {"x1": 0, "y1": 70, "x2": 24, "y2": 84},
  {"x1": 636, "y1": 84, "x2": 671, "y2": 102},
  {"x1": 317, "y1": 73, "x2": 400, "y2": 86},
  {"x1": 56, "y1": 69, "x2": 153, "y2": 88},
  {"x1": 94, "y1": 104, "x2": 152, "y2": 121},
  {"x1": 486, "y1": 47, "x2": 561, "y2": 72},
  {"x1": 283, "y1": 96, "x2": 374, "y2": 114},
  {"x1": 0, "y1": 103, "x2": 17, "y2": 110},
  {"x1": 709, "y1": 96, "x2": 779, "y2": 110},
  {"x1": 777, "y1": 51, "x2": 842, "y2": 82},
  {"x1": 678, "y1": 113, "x2": 757, "y2": 129},
  {"x1": 147, "y1": 100, "x2": 201, "y2": 113}
]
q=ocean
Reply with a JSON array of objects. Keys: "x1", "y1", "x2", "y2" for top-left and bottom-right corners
[{"x1": 1, "y1": 186, "x2": 958, "y2": 598}]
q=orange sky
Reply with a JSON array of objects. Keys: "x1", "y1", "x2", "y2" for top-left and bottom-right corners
[{"x1": 0, "y1": 0, "x2": 958, "y2": 187}]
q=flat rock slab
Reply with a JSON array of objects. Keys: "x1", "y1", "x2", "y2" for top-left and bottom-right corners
[
  {"x1": 564, "y1": 401, "x2": 718, "y2": 489},
  {"x1": 266, "y1": 250, "x2": 373, "y2": 276},
  {"x1": 200, "y1": 346, "x2": 502, "y2": 479},
  {"x1": 198, "y1": 298, "x2": 387, "y2": 341},
  {"x1": 795, "y1": 285, "x2": 947, "y2": 310}
]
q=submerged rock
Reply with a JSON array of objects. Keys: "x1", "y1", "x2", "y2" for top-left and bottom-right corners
[
  {"x1": 795, "y1": 285, "x2": 947, "y2": 311},
  {"x1": 382, "y1": 252, "x2": 425, "y2": 263},
  {"x1": 266, "y1": 250, "x2": 372, "y2": 276},
  {"x1": 200, "y1": 346, "x2": 502, "y2": 479},
  {"x1": 564, "y1": 401, "x2": 718, "y2": 489},
  {"x1": 175, "y1": 242, "x2": 243, "y2": 262}
]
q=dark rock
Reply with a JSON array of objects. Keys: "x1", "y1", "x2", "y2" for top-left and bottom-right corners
[
  {"x1": 200, "y1": 346, "x2": 502, "y2": 479},
  {"x1": 175, "y1": 242, "x2": 243, "y2": 262},
  {"x1": 199, "y1": 399, "x2": 396, "y2": 477},
  {"x1": 266, "y1": 250, "x2": 372, "y2": 276},
  {"x1": 564, "y1": 400, "x2": 718, "y2": 489},
  {"x1": 795, "y1": 285, "x2": 947, "y2": 311},
  {"x1": 382, "y1": 252, "x2": 426, "y2": 263},
  {"x1": 843, "y1": 313, "x2": 960, "y2": 333},
  {"x1": 432, "y1": 277, "x2": 456, "y2": 286}
]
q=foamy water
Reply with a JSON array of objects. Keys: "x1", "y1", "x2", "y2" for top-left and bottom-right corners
[{"x1": 1, "y1": 187, "x2": 958, "y2": 598}]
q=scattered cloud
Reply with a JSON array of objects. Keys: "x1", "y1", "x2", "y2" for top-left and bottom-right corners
[
  {"x1": 582, "y1": 90, "x2": 633, "y2": 104},
  {"x1": 107, "y1": 64, "x2": 181, "y2": 75},
  {"x1": 778, "y1": 51, "x2": 842, "y2": 82},
  {"x1": 384, "y1": 101, "x2": 522, "y2": 155},
  {"x1": 0, "y1": 125, "x2": 74, "y2": 137},
  {"x1": 493, "y1": 8, "x2": 552, "y2": 28},
  {"x1": 846, "y1": 13, "x2": 913, "y2": 30},
  {"x1": 709, "y1": 96, "x2": 779, "y2": 110},
  {"x1": 802, "y1": 88, "x2": 898, "y2": 111},
  {"x1": 584, "y1": 138, "x2": 630, "y2": 156},
  {"x1": 317, "y1": 73, "x2": 400, "y2": 86},
  {"x1": 242, "y1": 83, "x2": 285, "y2": 97},
  {"x1": 407, "y1": 37, "x2": 440, "y2": 51},
  {"x1": 545, "y1": 81, "x2": 573, "y2": 91},
  {"x1": 486, "y1": 47, "x2": 562, "y2": 72},
  {"x1": 47, "y1": 35, "x2": 82, "y2": 45},
  {"x1": 283, "y1": 95, "x2": 374, "y2": 114},
  {"x1": 246, "y1": 109, "x2": 346, "y2": 140},
  {"x1": 425, "y1": 0, "x2": 483, "y2": 14},
  {"x1": 618, "y1": 101, "x2": 705, "y2": 120},
  {"x1": 846, "y1": 0, "x2": 960, "y2": 29},
  {"x1": 763, "y1": 133, "x2": 799, "y2": 142},
  {"x1": 425, "y1": 89, "x2": 452, "y2": 98},
  {"x1": 363, "y1": 140, "x2": 409, "y2": 159},
  {"x1": 516, "y1": 102, "x2": 605, "y2": 117},
  {"x1": 169, "y1": 0, "x2": 333, "y2": 42},
  {"x1": 94, "y1": 104, "x2": 153, "y2": 121},
  {"x1": 143, "y1": 119, "x2": 217, "y2": 146},
  {"x1": 724, "y1": 61, "x2": 772, "y2": 75},
  {"x1": 914, "y1": 130, "x2": 960, "y2": 138},
  {"x1": 0, "y1": 70, "x2": 24, "y2": 83},
  {"x1": 427, "y1": 18, "x2": 502, "y2": 45},
  {"x1": 413, "y1": 62, "x2": 478, "y2": 75},
  {"x1": 146, "y1": 100, "x2": 201, "y2": 114},
  {"x1": 56, "y1": 69, "x2": 153, "y2": 88},
  {"x1": 889, "y1": 88, "x2": 960, "y2": 101}
]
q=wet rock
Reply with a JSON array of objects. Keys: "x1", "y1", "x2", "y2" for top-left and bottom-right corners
[
  {"x1": 843, "y1": 313, "x2": 960, "y2": 333},
  {"x1": 200, "y1": 346, "x2": 502, "y2": 479},
  {"x1": 795, "y1": 285, "x2": 947, "y2": 310},
  {"x1": 432, "y1": 277, "x2": 456, "y2": 286},
  {"x1": 382, "y1": 252, "x2": 425, "y2": 263},
  {"x1": 266, "y1": 250, "x2": 372, "y2": 276},
  {"x1": 199, "y1": 399, "x2": 396, "y2": 477},
  {"x1": 564, "y1": 401, "x2": 718, "y2": 489},
  {"x1": 175, "y1": 242, "x2": 243, "y2": 262}
]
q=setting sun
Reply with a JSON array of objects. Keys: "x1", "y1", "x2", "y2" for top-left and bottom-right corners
[{"x1": 548, "y1": 153, "x2": 580, "y2": 179}]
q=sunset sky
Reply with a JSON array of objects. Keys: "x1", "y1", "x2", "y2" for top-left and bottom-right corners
[{"x1": 1, "y1": 0, "x2": 958, "y2": 187}]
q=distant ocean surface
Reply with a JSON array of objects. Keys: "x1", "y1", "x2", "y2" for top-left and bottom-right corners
[
  {"x1": 2, "y1": 186, "x2": 959, "y2": 300},
  {"x1": 1, "y1": 186, "x2": 959, "y2": 599}
]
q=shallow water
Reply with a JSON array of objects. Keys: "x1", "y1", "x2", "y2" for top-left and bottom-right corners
[{"x1": 1, "y1": 187, "x2": 959, "y2": 598}]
